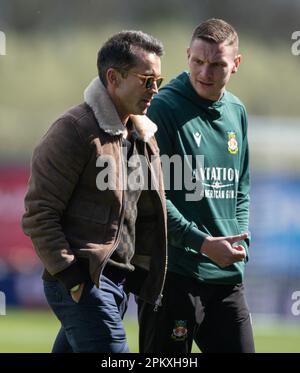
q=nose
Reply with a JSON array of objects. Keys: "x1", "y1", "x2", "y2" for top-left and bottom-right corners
[
  {"x1": 200, "y1": 63, "x2": 213, "y2": 80},
  {"x1": 149, "y1": 81, "x2": 159, "y2": 93}
]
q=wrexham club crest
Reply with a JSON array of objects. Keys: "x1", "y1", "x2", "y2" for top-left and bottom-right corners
[
  {"x1": 227, "y1": 131, "x2": 238, "y2": 154},
  {"x1": 171, "y1": 320, "x2": 188, "y2": 341}
]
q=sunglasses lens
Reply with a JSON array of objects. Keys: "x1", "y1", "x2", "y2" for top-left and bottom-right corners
[
  {"x1": 145, "y1": 77, "x2": 154, "y2": 89},
  {"x1": 145, "y1": 77, "x2": 163, "y2": 89},
  {"x1": 156, "y1": 78, "x2": 163, "y2": 88}
]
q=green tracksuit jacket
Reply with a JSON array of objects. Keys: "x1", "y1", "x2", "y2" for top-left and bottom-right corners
[{"x1": 147, "y1": 71, "x2": 250, "y2": 284}]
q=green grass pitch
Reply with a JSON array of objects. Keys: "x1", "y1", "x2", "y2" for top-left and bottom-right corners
[{"x1": 0, "y1": 309, "x2": 299, "y2": 353}]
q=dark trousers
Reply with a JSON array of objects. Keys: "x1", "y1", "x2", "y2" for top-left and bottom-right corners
[
  {"x1": 43, "y1": 274, "x2": 129, "y2": 353},
  {"x1": 138, "y1": 271, "x2": 255, "y2": 353}
]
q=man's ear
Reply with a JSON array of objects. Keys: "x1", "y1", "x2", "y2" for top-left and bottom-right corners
[
  {"x1": 187, "y1": 47, "x2": 191, "y2": 60},
  {"x1": 106, "y1": 68, "x2": 120, "y2": 86},
  {"x1": 232, "y1": 54, "x2": 241, "y2": 74}
]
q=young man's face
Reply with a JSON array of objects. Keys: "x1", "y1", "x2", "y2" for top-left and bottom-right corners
[
  {"x1": 111, "y1": 49, "x2": 162, "y2": 123},
  {"x1": 187, "y1": 38, "x2": 241, "y2": 101}
]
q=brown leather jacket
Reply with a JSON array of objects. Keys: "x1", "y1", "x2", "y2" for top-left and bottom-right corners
[{"x1": 22, "y1": 78, "x2": 167, "y2": 306}]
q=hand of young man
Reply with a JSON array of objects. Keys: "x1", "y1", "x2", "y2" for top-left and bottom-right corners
[
  {"x1": 70, "y1": 283, "x2": 85, "y2": 303},
  {"x1": 200, "y1": 233, "x2": 248, "y2": 268}
]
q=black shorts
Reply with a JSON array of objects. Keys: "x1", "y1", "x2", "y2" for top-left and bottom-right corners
[{"x1": 137, "y1": 271, "x2": 255, "y2": 353}]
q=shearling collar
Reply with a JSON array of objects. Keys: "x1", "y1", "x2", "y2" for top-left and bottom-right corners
[{"x1": 84, "y1": 77, "x2": 157, "y2": 142}]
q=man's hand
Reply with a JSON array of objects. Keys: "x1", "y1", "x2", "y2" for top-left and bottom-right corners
[
  {"x1": 200, "y1": 233, "x2": 248, "y2": 268},
  {"x1": 70, "y1": 283, "x2": 85, "y2": 303}
]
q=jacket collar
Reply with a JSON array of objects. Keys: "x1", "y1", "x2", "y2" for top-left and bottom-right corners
[{"x1": 84, "y1": 77, "x2": 157, "y2": 142}]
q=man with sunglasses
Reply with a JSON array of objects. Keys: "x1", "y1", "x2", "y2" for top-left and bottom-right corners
[
  {"x1": 139, "y1": 19, "x2": 255, "y2": 353},
  {"x1": 22, "y1": 30, "x2": 167, "y2": 353}
]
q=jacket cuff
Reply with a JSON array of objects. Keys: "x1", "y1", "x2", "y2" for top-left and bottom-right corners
[
  {"x1": 54, "y1": 262, "x2": 88, "y2": 290},
  {"x1": 240, "y1": 239, "x2": 250, "y2": 262},
  {"x1": 184, "y1": 226, "x2": 209, "y2": 251},
  {"x1": 244, "y1": 230, "x2": 251, "y2": 248}
]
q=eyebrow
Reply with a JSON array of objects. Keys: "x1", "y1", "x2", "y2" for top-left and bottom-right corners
[
  {"x1": 134, "y1": 71, "x2": 162, "y2": 78},
  {"x1": 193, "y1": 56, "x2": 227, "y2": 64}
]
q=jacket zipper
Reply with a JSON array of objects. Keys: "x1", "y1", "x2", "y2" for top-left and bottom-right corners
[
  {"x1": 98, "y1": 137, "x2": 126, "y2": 280},
  {"x1": 145, "y1": 146, "x2": 168, "y2": 312}
]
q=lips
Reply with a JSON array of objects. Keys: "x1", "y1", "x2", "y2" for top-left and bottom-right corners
[
  {"x1": 199, "y1": 80, "x2": 213, "y2": 86},
  {"x1": 142, "y1": 97, "x2": 153, "y2": 107}
]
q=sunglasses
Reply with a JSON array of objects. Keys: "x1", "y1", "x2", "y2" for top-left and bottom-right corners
[{"x1": 131, "y1": 72, "x2": 164, "y2": 89}]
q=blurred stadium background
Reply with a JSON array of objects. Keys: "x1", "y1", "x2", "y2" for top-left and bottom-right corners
[{"x1": 0, "y1": 0, "x2": 300, "y2": 352}]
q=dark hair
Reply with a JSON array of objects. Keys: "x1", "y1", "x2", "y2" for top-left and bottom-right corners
[
  {"x1": 191, "y1": 18, "x2": 238, "y2": 49},
  {"x1": 97, "y1": 30, "x2": 164, "y2": 87}
]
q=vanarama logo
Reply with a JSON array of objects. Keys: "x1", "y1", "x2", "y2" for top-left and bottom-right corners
[{"x1": 227, "y1": 131, "x2": 238, "y2": 154}]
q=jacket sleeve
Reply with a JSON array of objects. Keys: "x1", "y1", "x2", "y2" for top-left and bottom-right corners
[
  {"x1": 22, "y1": 117, "x2": 88, "y2": 289},
  {"x1": 236, "y1": 107, "x2": 251, "y2": 249},
  {"x1": 148, "y1": 99, "x2": 208, "y2": 251}
]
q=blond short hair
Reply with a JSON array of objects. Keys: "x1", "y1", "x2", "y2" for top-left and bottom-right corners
[{"x1": 190, "y1": 18, "x2": 239, "y2": 50}]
